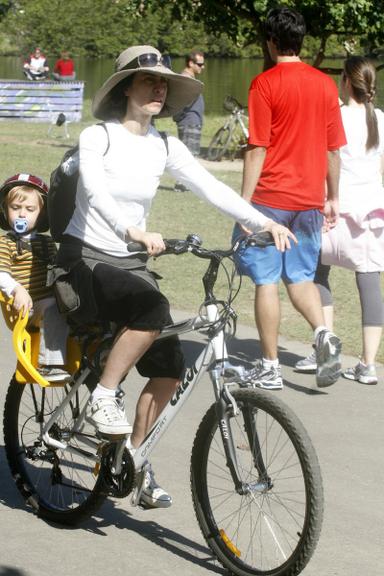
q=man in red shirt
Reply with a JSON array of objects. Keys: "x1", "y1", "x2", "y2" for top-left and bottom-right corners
[
  {"x1": 53, "y1": 51, "x2": 76, "y2": 81},
  {"x1": 235, "y1": 6, "x2": 346, "y2": 389}
]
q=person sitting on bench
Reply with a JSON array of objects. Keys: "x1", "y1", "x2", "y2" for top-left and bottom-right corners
[
  {"x1": 53, "y1": 51, "x2": 76, "y2": 81},
  {"x1": 23, "y1": 47, "x2": 49, "y2": 81}
]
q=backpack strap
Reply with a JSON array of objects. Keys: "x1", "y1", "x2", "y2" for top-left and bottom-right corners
[
  {"x1": 159, "y1": 130, "x2": 169, "y2": 155},
  {"x1": 39, "y1": 234, "x2": 51, "y2": 264},
  {"x1": 96, "y1": 123, "x2": 166, "y2": 156},
  {"x1": 7, "y1": 232, "x2": 52, "y2": 264},
  {"x1": 97, "y1": 122, "x2": 110, "y2": 156}
]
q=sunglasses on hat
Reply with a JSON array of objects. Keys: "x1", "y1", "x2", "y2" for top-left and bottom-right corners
[{"x1": 121, "y1": 53, "x2": 172, "y2": 71}]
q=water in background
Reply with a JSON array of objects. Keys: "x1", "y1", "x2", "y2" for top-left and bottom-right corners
[{"x1": 0, "y1": 55, "x2": 383, "y2": 114}]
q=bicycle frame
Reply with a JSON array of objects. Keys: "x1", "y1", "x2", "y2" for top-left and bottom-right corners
[
  {"x1": 236, "y1": 109, "x2": 249, "y2": 140},
  {"x1": 206, "y1": 103, "x2": 248, "y2": 162},
  {"x1": 223, "y1": 108, "x2": 248, "y2": 140},
  {"x1": 40, "y1": 300, "x2": 246, "y2": 480}
]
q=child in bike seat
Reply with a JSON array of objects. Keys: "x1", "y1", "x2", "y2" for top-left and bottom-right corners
[{"x1": 0, "y1": 173, "x2": 69, "y2": 383}]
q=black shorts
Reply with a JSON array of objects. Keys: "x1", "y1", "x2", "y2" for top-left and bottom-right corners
[{"x1": 92, "y1": 263, "x2": 184, "y2": 379}]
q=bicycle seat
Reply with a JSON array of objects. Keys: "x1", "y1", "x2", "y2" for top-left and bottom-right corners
[
  {"x1": 223, "y1": 95, "x2": 243, "y2": 113},
  {"x1": 0, "y1": 293, "x2": 81, "y2": 387}
]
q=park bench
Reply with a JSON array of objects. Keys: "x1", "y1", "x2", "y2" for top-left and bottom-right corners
[{"x1": 0, "y1": 79, "x2": 84, "y2": 136}]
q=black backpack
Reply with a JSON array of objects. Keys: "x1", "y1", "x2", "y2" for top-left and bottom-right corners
[
  {"x1": 48, "y1": 123, "x2": 110, "y2": 242},
  {"x1": 48, "y1": 125, "x2": 169, "y2": 242}
]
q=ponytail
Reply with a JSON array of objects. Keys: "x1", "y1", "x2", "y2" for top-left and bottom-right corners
[{"x1": 343, "y1": 56, "x2": 379, "y2": 151}]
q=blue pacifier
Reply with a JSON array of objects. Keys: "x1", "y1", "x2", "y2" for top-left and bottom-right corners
[{"x1": 13, "y1": 218, "x2": 29, "y2": 234}]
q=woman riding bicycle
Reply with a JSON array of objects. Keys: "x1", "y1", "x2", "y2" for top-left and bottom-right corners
[{"x1": 52, "y1": 44, "x2": 295, "y2": 509}]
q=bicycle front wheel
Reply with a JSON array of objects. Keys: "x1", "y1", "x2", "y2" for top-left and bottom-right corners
[
  {"x1": 191, "y1": 388, "x2": 323, "y2": 576},
  {"x1": 207, "y1": 126, "x2": 232, "y2": 161},
  {"x1": 3, "y1": 376, "x2": 106, "y2": 525}
]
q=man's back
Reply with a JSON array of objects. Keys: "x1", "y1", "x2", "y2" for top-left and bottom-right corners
[{"x1": 248, "y1": 61, "x2": 344, "y2": 210}]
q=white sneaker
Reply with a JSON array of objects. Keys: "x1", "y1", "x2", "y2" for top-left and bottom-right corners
[
  {"x1": 139, "y1": 463, "x2": 172, "y2": 509},
  {"x1": 86, "y1": 397, "x2": 132, "y2": 436},
  {"x1": 315, "y1": 330, "x2": 342, "y2": 387},
  {"x1": 294, "y1": 348, "x2": 317, "y2": 372}
]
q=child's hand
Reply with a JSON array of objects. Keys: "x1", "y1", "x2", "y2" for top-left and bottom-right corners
[{"x1": 12, "y1": 285, "x2": 33, "y2": 318}]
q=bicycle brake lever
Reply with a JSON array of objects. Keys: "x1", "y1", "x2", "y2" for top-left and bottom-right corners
[
  {"x1": 245, "y1": 231, "x2": 274, "y2": 248},
  {"x1": 127, "y1": 241, "x2": 146, "y2": 253}
]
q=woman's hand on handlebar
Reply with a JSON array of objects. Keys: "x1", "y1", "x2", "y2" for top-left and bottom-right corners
[
  {"x1": 262, "y1": 220, "x2": 298, "y2": 252},
  {"x1": 126, "y1": 226, "x2": 166, "y2": 256},
  {"x1": 239, "y1": 220, "x2": 298, "y2": 252}
]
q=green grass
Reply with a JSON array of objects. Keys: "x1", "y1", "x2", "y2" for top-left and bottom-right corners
[{"x1": 0, "y1": 100, "x2": 382, "y2": 363}]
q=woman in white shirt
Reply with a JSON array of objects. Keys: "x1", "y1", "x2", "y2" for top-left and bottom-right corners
[
  {"x1": 296, "y1": 56, "x2": 383, "y2": 384},
  {"x1": 54, "y1": 45, "x2": 295, "y2": 508}
]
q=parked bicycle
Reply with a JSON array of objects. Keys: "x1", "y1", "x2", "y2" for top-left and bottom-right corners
[
  {"x1": 207, "y1": 95, "x2": 249, "y2": 161},
  {"x1": 2, "y1": 231, "x2": 323, "y2": 576}
]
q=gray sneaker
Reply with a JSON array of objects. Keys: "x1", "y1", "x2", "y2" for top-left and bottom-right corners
[
  {"x1": 315, "y1": 330, "x2": 342, "y2": 387},
  {"x1": 343, "y1": 362, "x2": 378, "y2": 385},
  {"x1": 295, "y1": 348, "x2": 317, "y2": 372},
  {"x1": 86, "y1": 397, "x2": 133, "y2": 436},
  {"x1": 245, "y1": 360, "x2": 283, "y2": 390}
]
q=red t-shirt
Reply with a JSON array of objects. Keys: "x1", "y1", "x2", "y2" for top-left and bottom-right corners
[
  {"x1": 54, "y1": 59, "x2": 75, "y2": 76},
  {"x1": 248, "y1": 61, "x2": 346, "y2": 210}
]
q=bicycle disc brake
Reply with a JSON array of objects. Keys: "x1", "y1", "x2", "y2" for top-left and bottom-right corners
[{"x1": 99, "y1": 443, "x2": 135, "y2": 498}]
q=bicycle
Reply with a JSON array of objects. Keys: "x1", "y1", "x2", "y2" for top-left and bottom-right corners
[
  {"x1": 207, "y1": 95, "x2": 249, "y2": 162},
  {"x1": 2, "y1": 231, "x2": 323, "y2": 576}
]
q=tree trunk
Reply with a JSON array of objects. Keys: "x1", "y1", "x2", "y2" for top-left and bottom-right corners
[{"x1": 312, "y1": 36, "x2": 328, "y2": 68}]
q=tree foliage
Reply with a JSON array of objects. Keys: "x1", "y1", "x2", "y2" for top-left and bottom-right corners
[
  {"x1": 0, "y1": 0, "x2": 260, "y2": 58},
  {"x1": 0, "y1": 0, "x2": 13, "y2": 19},
  {"x1": 145, "y1": 0, "x2": 384, "y2": 65},
  {"x1": 0, "y1": 0, "x2": 383, "y2": 62}
]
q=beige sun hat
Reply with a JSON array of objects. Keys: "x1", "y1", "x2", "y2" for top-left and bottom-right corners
[{"x1": 92, "y1": 45, "x2": 203, "y2": 119}]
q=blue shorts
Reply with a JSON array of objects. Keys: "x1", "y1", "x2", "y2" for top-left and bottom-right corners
[{"x1": 233, "y1": 204, "x2": 323, "y2": 285}]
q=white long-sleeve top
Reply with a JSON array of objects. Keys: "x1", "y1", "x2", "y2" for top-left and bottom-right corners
[
  {"x1": 0, "y1": 271, "x2": 18, "y2": 297},
  {"x1": 339, "y1": 106, "x2": 384, "y2": 225},
  {"x1": 66, "y1": 121, "x2": 269, "y2": 256}
]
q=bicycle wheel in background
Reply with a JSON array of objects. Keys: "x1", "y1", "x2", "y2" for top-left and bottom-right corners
[
  {"x1": 3, "y1": 376, "x2": 106, "y2": 525},
  {"x1": 191, "y1": 388, "x2": 323, "y2": 576},
  {"x1": 207, "y1": 126, "x2": 232, "y2": 161}
]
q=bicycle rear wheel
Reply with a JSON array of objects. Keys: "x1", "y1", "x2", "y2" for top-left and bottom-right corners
[
  {"x1": 3, "y1": 376, "x2": 106, "y2": 525},
  {"x1": 207, "y1": 126, "x2": 232, "y2": 161},
  {"x1": 227, "y1": 122, "x2": 248, "y2": 160},
  {"x1": 191, "y1": 388, "x2": 323, "y2": 576}
]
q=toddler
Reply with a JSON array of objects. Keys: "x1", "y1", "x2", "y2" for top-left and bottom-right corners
[{"x1": 0, "y1": 173, "x2": 69, "y2": 382}]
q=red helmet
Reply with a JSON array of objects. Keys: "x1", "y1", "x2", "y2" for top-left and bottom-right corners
[{"x1": 0, "y1": 173, "x2": 49, "y2": 232}]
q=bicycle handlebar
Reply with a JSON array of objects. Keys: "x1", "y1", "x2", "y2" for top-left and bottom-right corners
[{"x1": 127, "y1": 230, "x2": 274, "y2": 259}]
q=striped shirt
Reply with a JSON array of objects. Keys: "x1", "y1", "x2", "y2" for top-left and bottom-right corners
[{"x1": 0, "y1": 233, "x2": 57, "y2": 302}]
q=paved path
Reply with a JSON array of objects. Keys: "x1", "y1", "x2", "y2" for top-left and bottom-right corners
[{"x1": 0, "y1": 311, "x2": 383, "y2": 576}]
